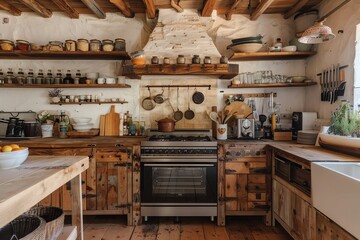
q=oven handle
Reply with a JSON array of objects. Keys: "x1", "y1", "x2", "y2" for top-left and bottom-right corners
[{"x1": 143, "y1": 164, "x2": 215, "y2": 167}]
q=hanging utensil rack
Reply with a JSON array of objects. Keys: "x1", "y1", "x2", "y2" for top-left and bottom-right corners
[
  {"x1": 145, "y1": 85, "x2": 211, "y2": 90},
  {"x1": 223, "y1": 93, "x2": 277, "y2": 99}
]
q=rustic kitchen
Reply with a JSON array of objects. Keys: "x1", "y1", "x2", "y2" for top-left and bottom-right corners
[{"x1": 0, "y1": 0, "x2": 359, "y2": 239}]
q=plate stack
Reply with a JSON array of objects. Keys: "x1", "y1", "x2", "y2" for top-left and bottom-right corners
[
  {"x1": 297, "y1": 130, "x2": 319, "y2": 145},
  {"x1": 72, "y1": 117, "x2": 93, "y2": 132}
]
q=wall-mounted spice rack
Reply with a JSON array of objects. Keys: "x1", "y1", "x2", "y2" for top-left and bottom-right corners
[{"x1": 51, "y1": 101, "x2": 128, "y2": 106}]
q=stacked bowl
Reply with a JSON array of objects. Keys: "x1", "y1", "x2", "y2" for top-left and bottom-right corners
[
  {"x1": 72, "y1": 117, "x2": 93, "y2": 132},
  {"x1": 227, "y1": 35, "x2": 263, "y2": 53}
]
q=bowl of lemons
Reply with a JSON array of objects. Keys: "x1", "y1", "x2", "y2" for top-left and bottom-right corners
[{"x1": 0, "y1": 144, "x2": 29, "y2": 169}]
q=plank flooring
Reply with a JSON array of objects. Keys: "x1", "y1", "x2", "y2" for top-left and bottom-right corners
[{"x1": 70, "y1": 216, "x2": 292, "y2": 240}]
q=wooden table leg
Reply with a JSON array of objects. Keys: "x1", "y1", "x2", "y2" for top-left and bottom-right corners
[{"x1": 71, "y1": 174, "x2": 83, "y2": 240}]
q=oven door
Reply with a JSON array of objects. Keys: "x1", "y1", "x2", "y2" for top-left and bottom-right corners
[{"x1": 141, "y1": 162, "x2": 217, "y2": 204}]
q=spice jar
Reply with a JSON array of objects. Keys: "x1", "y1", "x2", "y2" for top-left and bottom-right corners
[
  {"x1": 151, "y1": 56, "x2": 159, "y2": 64},
  {"x1": 177, "y1": 55, "x2": 185, "y2": 64},
  {"x1": 65, "y1": 39, "x2": 76, "y2": 51},
  {"x1": 220, "y1": 55, "x2": 228, "y2": 64},
  {"x1": 0, "y1": 39, "x2": 14, "y2": 51},
  {"x1": 102, "y1": 39, "x2": 114, "y2": 52},
  {"x1": 90, "y1": 39, "x2": 101, "y2": 52},
  {"x1": 77, "y1": 39, "x2": 89, "y2": 52},
  {"x1": 16, "y1": 40, "x2": 30, "y2": 51},
  {"x1": 130, "y1": 50, "x2": 145, "y2": 65},
  {"x1": 163, "y1": 57, "x2": 170, "y2": 64},
  {"x1": 192, "y1": 55, "x2": 200, "y2": 64},
  {"x1": 204, "y1": 56, "x2": 212, "y2": 64},
  {"x1": 114, "y1": 38, "x2": 126, "y2": 51}
]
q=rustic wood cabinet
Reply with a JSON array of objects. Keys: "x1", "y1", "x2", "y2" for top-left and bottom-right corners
[
  {"x1": 218, "y1": 142, "x2": 271, "y2": 226},
  {"x1": 316, "y1": 211, "x2": 356, "y2": 240}
]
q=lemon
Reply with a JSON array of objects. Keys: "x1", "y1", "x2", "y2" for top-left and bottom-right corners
[
  {"x1": 10, "y1": 144, "x2": 20, "y2": 149},
  {"x1": 2, "y1": 145, "x2": 13, "y2": 152}
]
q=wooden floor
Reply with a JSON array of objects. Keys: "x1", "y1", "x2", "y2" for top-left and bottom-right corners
[{"x1": 68, "y1": 216, "x2": 293, "y2": 240}]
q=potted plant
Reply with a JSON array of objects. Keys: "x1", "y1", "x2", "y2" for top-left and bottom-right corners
[
  {"x1": 37, "y1": 111, "x2": 54, "y2": 138},
  {"x1": 48, "y1": 88, "x2": 63, "y2": 103}
]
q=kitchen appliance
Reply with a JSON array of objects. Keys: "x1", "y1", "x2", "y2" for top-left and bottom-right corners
[
  {"x1": 0, "y1": 111, "x2": 39, "y2": 138},
  {"x1": 292, "y1": 112, "x2": 317, "y2": 140},
  {"x1": 233, "y1": 118, "x2": 255, "y2": 139},
  {"x1": 140, "y1": 129, "x2": 217, "y2": 221}
]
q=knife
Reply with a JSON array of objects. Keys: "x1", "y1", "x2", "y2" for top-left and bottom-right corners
[{"x1": 321, "y1": 70, "x2": 324, "y2": 101}]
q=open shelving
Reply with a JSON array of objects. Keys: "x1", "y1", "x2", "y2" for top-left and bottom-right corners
[
  {"x1": 229, "y1": 51, "x2": 317, "y2": 61},
  {"x1": 51, "y1": 101, "x2": 128, "y2": 105},
  {"x1": 0, "y1": 84, "x2": 131, "y2": 88},
  {"x1": 228, "y1": 82, "x2": 317, "y2": 88}
]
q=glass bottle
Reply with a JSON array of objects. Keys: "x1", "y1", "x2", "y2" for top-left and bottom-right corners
[
  {"x1": 59, "y1": 110, "x2": 69, "y2": 139},
  {"x1": 5, "y1": 68, "x2": 15, "y2": 84},
  {"x1": 26, "y1": 69, "x2": 34, "y2": 84},
  {"x1": 74, "y1": 70, "x2": 81, "y2": 84},
  {"x1": 45, "y1": 69, "x2": 53, "y2": 84},
  {"x1": 16, "y1": 68, "x2": 25, "y2": 84},
  {"x1": 63, "y1": 70, "x2": 73, "y2": 84},
  {"x1": 54, "y1": 69, "x2": 62, "y2": 84},
  {"x1": 35, "y1": 69, "x2": 44, "y2": 84},
  {"x1": 0, "y1": 69, "x2": 4, "y2": 84}
]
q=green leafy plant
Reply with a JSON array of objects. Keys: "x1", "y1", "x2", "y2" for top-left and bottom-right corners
[
  {"x1": 48, "y1": 88, "x2": 63, "y2": 98},
  {"x1": 328, "y1": 100, "x2": 360, "y2": 137}
]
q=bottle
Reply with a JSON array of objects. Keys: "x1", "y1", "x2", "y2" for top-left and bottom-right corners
[
  {"x1": 0, "y1": 69, "x2": 5, "y2": 84},
  {"x1": 274, "y1": 38, "x2": 282, "y2": 48},
  {"x1": 5, "y1": 68, "x2": 15, "y2": 84},
  {"x1": 35, "y1": 69, "x2": 44, "y2": 84},
  {"x1": 63, "y1": 70, "x2": 74, "y2": 84},
  {"x1": 54, "y1": 69, "x2": 62, "y2": 84},
  {"x1": 59, "y1": 111, "x2": 68, "y2": 138},
  {"x1": 119, "y1": 113, "x2": 124, "y2": 136},
  {"x1": 74, "y1": 70, "x2": 81, "y2": 84},
  {"x1": 177, "y1": 55, "x2": 185, "y2": 64},
  {"x1": 16, "y1": 68, "x2": 25, "y2": 84},
  {"x1": 26, "y1": 69, "x2": 34, "y2": 84},
  {"x1": 45, "y1": 69, "x2": 53, "y2": 84},
  {"x1": 123, "y1": 112, "x2": 128, "y2": 136}
]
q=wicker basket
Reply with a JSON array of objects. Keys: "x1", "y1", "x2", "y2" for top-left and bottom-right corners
[
  {"x1": 26, "y1": 207, "x2": 64, "y2": 240},
  {"x1": 0, "y1": 215, "x2": 46, "y2": 240}
]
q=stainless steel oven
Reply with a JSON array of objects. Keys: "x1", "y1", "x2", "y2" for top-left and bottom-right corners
[{"x1": 140, "y1": 129, "x2": 218, "y2": 219}]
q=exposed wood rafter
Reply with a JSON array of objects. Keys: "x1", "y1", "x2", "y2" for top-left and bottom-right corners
[
  {"x1": 142, "y1": 0, "x2": 156, "y2": 19},
  {"x1": 170, "y1": 0, "x2": 183, "y2": 12},
  {"x1": 284, "y1": 0, "x2": 311, "y2": 19},
  {"x1": 18, "y1": 0, "x2": 52, "y2": 18},
  {"x1": 51, "y1": 0, "x2": 79, "y2": 18},
  {"x1": 80, "y1": 0, "x2": 106, "y2": 19},
  {"x1": 202, "y1": 0, "x2": 216, "y2": 17},
  {"x1": 226, "y1": 0, "x2": 242, "y2": 20},
  {"x1": 110, "y1": 0, "x2": 134, "y2": 17},
  {"x1": 250, "y1": 0, "x2": 275, "y2": 21},
  {"x1": 0, "y1": 1, "x2": 22, "y2": 16}
]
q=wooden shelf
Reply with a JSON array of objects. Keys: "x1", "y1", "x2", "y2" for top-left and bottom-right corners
[
  {"x1": 0, "y1": 50, "x2": 130, "y2": 60},
  {"x1": 229, "y1": 51, "x2": 317, "y2": 61},
  {"x1": 51, "y1": 101, "x2": 128, "y2": 105},
  {"x1": 228, "y1": 82, "x2": 317, "y2": 88},
  {"x1": 0, "y1": 84, "x2": 131, "y2": 88},
  {"x1": 123, "y1": 64, "x2": 239, "y2": 79}
]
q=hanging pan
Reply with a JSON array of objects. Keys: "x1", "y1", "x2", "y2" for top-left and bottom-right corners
[
  {"x1": 142, "y1": 88, "x2": 155, "y2": 111},
  {"x1": 184, "y1": 86, "x2": 195, "y2": 120},
  {"x1": 174, "y1": 87, "x2": 183, "y2": 121},
  {"x1": 192, "y1": 86, "x2": 205, "y2": 104}
]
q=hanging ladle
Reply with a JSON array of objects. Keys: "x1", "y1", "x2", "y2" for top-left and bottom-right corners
[
  {"x1": 184, "y1": 86, "x2": 195, "y2": 120},
  {"x1": 173, "y1": 87, "x2": 183, "y2": 121}
]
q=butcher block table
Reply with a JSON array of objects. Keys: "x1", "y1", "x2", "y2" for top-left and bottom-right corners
[{"x1": 0, "y1": 155, "x2": 89, "y2": 240}]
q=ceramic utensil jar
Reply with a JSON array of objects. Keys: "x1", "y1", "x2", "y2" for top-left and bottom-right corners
[{"x1": 217, "y1": 124, "x2": 227, "y2": 140}]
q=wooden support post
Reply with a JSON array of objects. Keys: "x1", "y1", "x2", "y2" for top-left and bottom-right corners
[
  {"x1": 284, "y1": 0, "x2": 311, "y2": 19},
  {"x1": 110, "y1": 0, "x2": 134, "y2": 17},
  {"x1": 170, "y1": 0, "x2": 183, "y2": 13},
  {"x1": 80, "y1": 0, "x2": 106, "y2": 19},
  {"x1": 18, "y1": 0, "x2": 52, "y2": 18},
  {"x1": 0, "y1": 1, "x2": 22, "y2": 16},
  {"x1": 202, "y1": 0, "x2": 216, "y2": 17},
  {"x1": 142, "y1": 0, "x2": 156, "y2": 19},
  {"x1": 71, "y1": 174, "x2": 84, "y2": 240},
  {"x1": 51, "y1": 0, "x2": 79, "y2": 18},
  {"x1": 226, "y1": 0, "x2": 242, "y2": 20},
  {"x1": 250, "y1": 0, "x2": 274, "y2": 21}
]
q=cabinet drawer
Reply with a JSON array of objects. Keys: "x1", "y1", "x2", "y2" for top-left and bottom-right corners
[
  {"x1": 96, "y1": 151, "x2": 128, "y2": 163},
  {"x1": 226, "y1": 162, "x2": 267, "y2": 174}
]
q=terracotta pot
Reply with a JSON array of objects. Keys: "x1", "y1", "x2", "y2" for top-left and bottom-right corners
[{"x1": 156, "y1": 117, "x2": 175, "y2": 132}]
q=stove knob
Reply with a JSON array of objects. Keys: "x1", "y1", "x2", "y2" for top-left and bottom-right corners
[{"x1": 164, "y1": 149, "x2": 169, "y2": 154}]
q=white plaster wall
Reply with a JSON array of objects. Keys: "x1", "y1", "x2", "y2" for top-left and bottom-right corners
[{"x1": 305, "y1": 0, "x2": 360, "y2": 118}]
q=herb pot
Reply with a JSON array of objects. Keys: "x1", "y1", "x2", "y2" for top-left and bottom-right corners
[{"x1": 156, "y1": 117, "x2": 175, "y2": 132}]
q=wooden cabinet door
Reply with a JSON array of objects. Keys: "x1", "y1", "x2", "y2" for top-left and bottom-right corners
[
  {"x1": 317, "y1": 211, "x2": 356, "y2": 240},
  {"x1": 273, "y1": 179, "x2": 293, "y2": 229}
]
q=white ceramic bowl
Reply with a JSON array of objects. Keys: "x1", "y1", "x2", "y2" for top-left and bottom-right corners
[
  {"x1": 282, "y1": 46, "x2": 297, "y2": 52},
  {"x1": 86, "y1": 72, "x2": 99, "y2": 80},
  {"x1": 73, "y1": 117, "x2": 92, "y2": 124},
  {"x1": 229, "y1": 43, "x2": 263, "y2": 53},
  {"x1": 0, "y1": 147, "x2": 29, "y2": 169},
  {"x1": 73, "y1": 123, "x2": 94, "y2": 132},
  {"x1": 291, "y1": 76, "x2": 306, "y2": 83}
]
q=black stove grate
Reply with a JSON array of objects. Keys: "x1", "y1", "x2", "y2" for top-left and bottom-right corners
[{"x1": 148, "y1": 135, "x2": 211, "y2": 142}]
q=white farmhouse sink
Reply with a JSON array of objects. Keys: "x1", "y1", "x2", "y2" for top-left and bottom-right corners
[{"x1": 311, "y1": 162, "x2": 360, "y2": 239}]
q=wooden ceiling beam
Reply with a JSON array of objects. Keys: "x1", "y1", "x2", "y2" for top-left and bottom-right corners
[
  {"x1": 170, "y1": 0, "x2": 183, "y2": 12},
  {"x1": 284, "y1": 0, "x2": 311, "y2": 19},
  {"x1": 250, "y1": 0, "x2": 275, "y2": 21},
  {"x1": 51, "y1": 0, "x2": 79, "y2": 18},
  {"x1": 202, "y1": 0, "x2": 216, "y2": 17},
  {"x1": 110, "y1": 0, "x2": 134, "y2": 17},
  {"x1": 225, "y1": 0, "x2": 242, "y2": 20},
  {"x1": 18, "y1": 0, "x2": 52, "y2": 18},
  {"x1": 80, "y1": 0, "x2": 106, "y2": 19},
  {"x1": 142, "y1": 0, "x2": 156, "y2": 19},
  {"x1": 0, "y1": 1, "x2": 22, "y2": 16}
]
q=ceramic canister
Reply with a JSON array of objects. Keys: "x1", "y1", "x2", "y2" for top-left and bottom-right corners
[{"x1": 217, "y1": 124, "x2": 227, "y2": 140}]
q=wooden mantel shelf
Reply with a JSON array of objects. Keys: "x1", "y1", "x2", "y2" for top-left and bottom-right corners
[
  {"x1": 0, "y1": 84, "x2": 131, "y2": 88},
  {"x1": 123, "y1": 64, "x2": 239, "y2": 79},
  {"x1": 0, "y1": 50, "x2": 130, "y2": 60},
  {"x1": 229, "y1": 51, "x2": 317, "y2": 61},
  {"x1": 228, "y1": 82, "x2": 317, "y2": 88}
]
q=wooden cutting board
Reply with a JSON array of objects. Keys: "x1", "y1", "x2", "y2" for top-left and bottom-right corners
[
  {"x1": 99, "y1": 115, "x2": 105, "y2": 136},
  {"x1": 224, "y1": 101, "x2": 253, "y2": 118},
  {"x1": 104, "y1": 105, "x2": 120, "y2": 136}
]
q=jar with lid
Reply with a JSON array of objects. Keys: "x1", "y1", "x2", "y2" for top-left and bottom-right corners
[
  {"x1": 35, "y1": 69, "x2": 44, "y2": 84},
  {"x1": 204, "y1": 56, "x2": 212, "y2": 64},
  {"x1": 0, "y1": 69, "x2": 4, "y2": 84},
  {"x1": 102, "y1": 39, "x2": 114, "y2": 52},
  {"x1": 192, "y1": 55, "x2": 200, "y2": 64},
  {"x1": 16, "y1": 68, "x2": 25, "y2": 84},
  {"x1": 54, "y1": 69, "x2": 62, "y2": 84},
  {"x1": 74, "y1": 70, "x2": 81, "y2": 84},
  {"x1": 5, "y1": 68, "x2": 15, "y2": 84},
  {"x1": 16, "y1": 40, "x2": 30, "y2": 51},
  {"x1": 45, "y1": 70, "x2": 53, "y2": 84},
  {"x1": 114, "y1": 38, "x2": 126, "y2": 51},
  {"x1": 26, "y1": 69, "x2": 34, "y2": 84},
  {"x1": 65, "y1": 39, "x2": 76, "y2": 51},
  {"x1": 77, "y1": 39, "x2": 89, "y2": 52},
  {"x1": 63, "y1": 70, "x2": 73, "y2": 84},
  {"x1": 163, "y1": 57, "x2": 170, "y2": 64},
  {"x1": 0, "y1": 40, "x2": 14, "y2": 51},
  {"x1": 177, "y1": 55, "x2": 185, "y2": 64},
  {"x1": 130, "y1": 50, "x2": 145, "y2": 65},
  {"x1": 90, "y1": 39, "x2": 101, "y2": 52},
  {"x1": 151, "y1": 56, "x2": 159, "y2": 64},
  {"x1": 274, "y1": 38, "x2": 282, "y2": 48},
  {"x1": 220, "y1": 55, "x2": 228, "y2": 64}
]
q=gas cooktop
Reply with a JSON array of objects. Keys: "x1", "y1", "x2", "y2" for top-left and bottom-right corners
[{"x1": 148, "y1": 135, "x2": 211, "y2": 142}]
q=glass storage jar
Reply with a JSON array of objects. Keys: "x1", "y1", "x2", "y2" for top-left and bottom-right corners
[
  {"x1": 102, "y1": 39, "x2": 114, "y2": 52},
  {"x1": 204, "y1": 56, "x2": 212, "y2": 64},
  {"x1": 130, "y1": 50, "x2": 145, "y2": 65},
  {"x1": 151, "y1": 56, "x2": 159, "y2": 64},
  {"x1": 65, "y1": 39, "x2": 76, "y2": 51},
  {"x1": 114, "y1": 38, "x2": 126, "y2": 51},
  {"x1": 177, "y1": 55, "x2": 185, "y2": 64},
  {"x1": 90, "y1": 39, "x2": 101, "y2": 52},
  {"x1": 77, "y1": 39, "x2": 89, "y2": 51},
  {"x1": 192, "y1": 55, "x2": 200, "y2": 64},
  {"x1": 16, "y1": 40, "x2": 30, "y2": 51},
  {"x1": 0, "y1": 39, "x2": 14, "y2": 51}
]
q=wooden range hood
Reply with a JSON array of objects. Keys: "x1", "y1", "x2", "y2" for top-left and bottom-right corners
[{"x1": 1, "y1": 0, "x2": 324, "y2": 20}]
